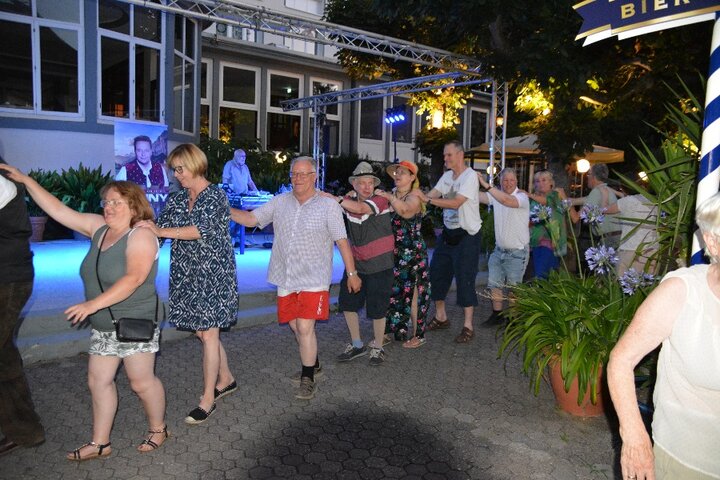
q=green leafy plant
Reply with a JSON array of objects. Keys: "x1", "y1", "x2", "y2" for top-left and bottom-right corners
[
  {"x1": 26, "y1": 169, "x2": 62, "y2": 216},
  {"x1": 58, "y1": 163, "x2": 112, "y2": 214},
  {"x1": 500, "y1": 264, "x2": 653, "y2": 405}
]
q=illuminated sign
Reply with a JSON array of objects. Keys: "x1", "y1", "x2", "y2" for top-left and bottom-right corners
[{"x1": 574, "y1": 0, "x2": 720, "y2": 45}]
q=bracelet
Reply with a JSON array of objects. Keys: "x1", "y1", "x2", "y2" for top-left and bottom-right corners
[{"x1": 347, "y1": 271, "x2": 358, "y2": 277}]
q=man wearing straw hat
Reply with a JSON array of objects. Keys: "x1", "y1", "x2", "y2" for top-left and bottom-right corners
[{"x1": 329, "y1": 161, "x2": 395, "y2": 366}]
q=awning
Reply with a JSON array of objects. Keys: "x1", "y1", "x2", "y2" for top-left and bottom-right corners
[{"x1": 468, "y1": 134, "x2": 624, "y2": 163}]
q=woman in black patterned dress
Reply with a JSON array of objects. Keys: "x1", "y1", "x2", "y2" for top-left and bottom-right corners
[
  {"x1": 376, "y1": 161, "x2": 431, "y2": 348},
  {"x1": 138, "y1": 144, "x2": 238, "y2": 425}
]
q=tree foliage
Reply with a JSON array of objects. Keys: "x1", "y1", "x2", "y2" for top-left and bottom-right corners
[{"x1": 325, "y1": 0, "x2": 712, "y2": 168}]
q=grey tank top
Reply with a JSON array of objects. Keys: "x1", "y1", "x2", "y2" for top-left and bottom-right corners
[{"x1": 79, "y1": 226, "x2": 159, "y2": 332}]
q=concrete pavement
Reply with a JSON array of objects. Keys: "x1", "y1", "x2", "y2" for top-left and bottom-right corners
[{"x1": 1, "y1": 292, "x2": 622, "y2": 480}]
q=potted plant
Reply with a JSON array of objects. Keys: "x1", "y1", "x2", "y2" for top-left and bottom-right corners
[
  {"x1": 57, "y1": 164, "x2": 112, "y2": 239},
  {"x1": 25, "y1": 169, "x2": 62, "y2": 242},
  {"x1": 499, "y1": 204, "x2": 657, "y2": 416}
]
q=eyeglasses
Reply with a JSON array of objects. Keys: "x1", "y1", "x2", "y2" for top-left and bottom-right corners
[
  {"x1": 289, "y1": 171, "x2": 315, "y2": 179},
  {"x1": 100, "y1": 199, "x2": 127, "y2": 208},
  {"x1": 170, "y1": 165, "x2": 184, "y2": 174}
]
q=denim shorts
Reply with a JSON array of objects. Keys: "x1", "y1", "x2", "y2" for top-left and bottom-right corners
[
  {"x1": 487, "y1": 246, "x2": 529, "y2": 289},
  {"x1": 88, "y1": 328, "x2": 160, "y2": 358}
]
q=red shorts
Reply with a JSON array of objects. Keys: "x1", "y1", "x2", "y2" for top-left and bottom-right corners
[{"x1": 277, "y1": 290, "x2": 330, "y2": 324}]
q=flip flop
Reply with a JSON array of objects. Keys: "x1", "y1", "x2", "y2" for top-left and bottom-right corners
[{"x1": 403, "y1": 337, "x2": 426, "y2": 349}]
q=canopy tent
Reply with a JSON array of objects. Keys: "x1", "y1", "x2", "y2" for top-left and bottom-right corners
[{"x1": 468, "y1": 134, "x2": 624, "y2": 163}]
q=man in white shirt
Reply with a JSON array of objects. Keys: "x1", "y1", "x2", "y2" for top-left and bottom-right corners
[
  {"x1": 115, "y1": 135, "x2": 169, "y2": 189},
  {"x1": 419, "y1": 141, "x2": 482, "y2": 344},
  {"x1": 477, "y1": 168, "x2": 530, "y2": 327}
]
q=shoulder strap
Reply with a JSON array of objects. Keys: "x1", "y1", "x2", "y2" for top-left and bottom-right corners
[{"x1": 94, "y1": 228, "x2": 158, "y2": 325}]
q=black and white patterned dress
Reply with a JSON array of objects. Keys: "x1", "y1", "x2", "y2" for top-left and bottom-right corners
[{"x1": 158, "y1": 185, "x2": 238, "y2": 331}]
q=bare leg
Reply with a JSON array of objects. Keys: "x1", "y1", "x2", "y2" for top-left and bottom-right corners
[
  {"x1": 410, "y1": 287, "x2": 419, "y2": 336},
  {"x1": 216, "y1": 341, "x2": 234, "y2": 389},
  {"x1": 434, "y1": 299, "x2": 447, "y2": 322},
  {"x1": 289, "y1": 318, "x2": 317, "y2": 367},
  {"x1": 490, "y1": 288, "x2": 504, "y2": 312},
  {"x1": 196, "y1": 328, "x2": 222, "y2": 411},
  {"x1": 343, "y1": 311, "x2": 361, "y2": 343},
  {"x1": 372, "y1": 318, "x2": 386, "y2": 348},
  {"x1": 463, "y1": 306, "x2": 475, "y2": 331},
  {"x1": 124, "y1": 352, "x2": 167, "y2": 451},
  {"x1": 68, "y1": 355, "x2": 121, "y2": 459}
]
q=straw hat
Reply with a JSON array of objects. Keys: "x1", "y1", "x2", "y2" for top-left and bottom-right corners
[
  {"x1": 386, "y1": 160, "x2": 418, "y2": 177},
  {"x1": 349, "y1": 161, "x2": 381, "y2": 187}
]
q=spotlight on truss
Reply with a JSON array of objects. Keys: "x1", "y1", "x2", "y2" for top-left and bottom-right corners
[{"x1": 384, "y1": 105, "x2": 407, "y2": 124}]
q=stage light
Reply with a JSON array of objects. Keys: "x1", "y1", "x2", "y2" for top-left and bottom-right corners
[{"x1": 384, "y1": 105, "x2": 407, "y2": 124}]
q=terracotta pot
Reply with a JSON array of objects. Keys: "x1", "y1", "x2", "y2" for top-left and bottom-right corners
[
  {"x1": 548, "y1": 360, "x2": 605, "y2": 417},
  {"x1": 29, "y1": 216, "x2": 48, "y2": 243}
]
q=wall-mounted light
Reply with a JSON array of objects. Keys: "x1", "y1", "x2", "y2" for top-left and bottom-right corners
[{"x1": 495, "y1": 116, "x2": 504, "y2": 127}]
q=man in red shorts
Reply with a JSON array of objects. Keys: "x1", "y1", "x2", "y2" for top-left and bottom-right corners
[{"x1": 231, "y1": 157, "x2": 360, "y2": 400}]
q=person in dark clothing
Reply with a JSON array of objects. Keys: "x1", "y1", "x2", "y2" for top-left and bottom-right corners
[{"x1": 0, "y1": 157, "x2": 45, "y2": 456}]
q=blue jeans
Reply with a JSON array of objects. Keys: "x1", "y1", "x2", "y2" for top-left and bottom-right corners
[
  {"x1": 488, "y1": 246, "x2": 529, "y2": 289},
  {"x1": 532, "y1": 246, "x2": 559, "y2": 279},
  {"x1": 429, "y1": 230, "x2": 481, "y2": 307}
]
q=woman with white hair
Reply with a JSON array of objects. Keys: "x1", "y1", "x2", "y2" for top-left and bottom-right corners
[{"x1": 607, "y1": 192, "x2": 720, "y2": 479}]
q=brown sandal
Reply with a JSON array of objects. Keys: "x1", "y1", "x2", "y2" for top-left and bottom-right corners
[
  {"x1": 137, "y1": 425, "x2": 169, "y2": 453},
  {"x1": 67, "y1": 441, "x2": 111, "y2": 461},
  {"x1": 427, "y1": 317, "x2": 450, "y2": 331},
  {"x1": 454, "y1": 327, "x2": 474, "y2": 344}
]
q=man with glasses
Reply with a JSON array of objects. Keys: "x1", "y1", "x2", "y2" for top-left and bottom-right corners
[
  {"x1": 222, "y1": 149, "x2": 258, "y2": 246},
  {"x1": 231, "y1": 157, "x2": 360, "y2": 400}
]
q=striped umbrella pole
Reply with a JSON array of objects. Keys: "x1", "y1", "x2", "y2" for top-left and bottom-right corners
[{"x1": 692, "y1": 13, "x2": 720, "y2": 265}]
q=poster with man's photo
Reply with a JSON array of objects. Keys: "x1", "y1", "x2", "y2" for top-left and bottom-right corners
[{"x1": 114, "y1": 122, "x2": 169, "y2": 218}]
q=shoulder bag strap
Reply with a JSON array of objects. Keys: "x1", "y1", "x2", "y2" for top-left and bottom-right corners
[{"x1": 94, "y1": 227, "x2": 159, "y2": 325}]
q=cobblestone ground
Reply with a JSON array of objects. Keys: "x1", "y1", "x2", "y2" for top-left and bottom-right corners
[{"x1": 1, "y1": 294, "x2": 622, "y2": 480}]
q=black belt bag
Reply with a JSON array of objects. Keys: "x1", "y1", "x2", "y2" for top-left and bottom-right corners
[
  {"x1": 442, "y1": 227, "x2": 468, "y2": 246},
  {"x1": 95, "y1": 230, "x2": 159, "y2": 342}
]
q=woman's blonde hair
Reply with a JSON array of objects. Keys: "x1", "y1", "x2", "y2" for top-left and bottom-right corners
[
  {"x1": 533, "y1": 170, "x2": 555, "y2": 188},
  {"x1": 100, "y1": 181, "x2": 154, "y2": 226},
  {"x1": 167, "y1": 143, "x2": 207, "y2": 177}
]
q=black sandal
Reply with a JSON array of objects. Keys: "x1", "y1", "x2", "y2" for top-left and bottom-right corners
[
  {"x1": 137, "y1": 425, "x2": 169, "y2": 452},
  {"x1": 66, "y1": 441, "x2": 111, "y2": 461}
]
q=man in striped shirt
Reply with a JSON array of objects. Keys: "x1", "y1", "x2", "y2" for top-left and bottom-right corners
[
  {"x1": 231, "y1": 157, "x2": 360, "y2": 400},
  {"x1": 331, "y1": 162, "x2": 395, "y2": 366}
]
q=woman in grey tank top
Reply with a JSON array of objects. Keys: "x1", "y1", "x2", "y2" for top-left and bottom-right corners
[{"x1": 0, "y1": 165, "x2": 168, "y2": 461}]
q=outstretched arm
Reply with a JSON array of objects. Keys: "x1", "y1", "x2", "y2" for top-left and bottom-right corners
[
  {"x1": 230, "y1": 207, "x2": 259, "y2": 227},
  {"x1": 0, "y1": 164, "x2": 103, "y2": 237}
]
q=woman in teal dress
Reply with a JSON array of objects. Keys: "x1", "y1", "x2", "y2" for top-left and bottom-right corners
[
  {"x1": 138, "y1": 144, "x2": 238, "y2": 425},
  {"x1": 376, "y1": 161, "x2": 431, "y2": 348},
  {"x1": 527, "y1": 170, "x2": 577, "y2": 279}
]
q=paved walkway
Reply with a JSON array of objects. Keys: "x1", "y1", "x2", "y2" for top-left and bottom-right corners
[{"x1": 2, "y1": 293, "x2": 622, "y2": 480}]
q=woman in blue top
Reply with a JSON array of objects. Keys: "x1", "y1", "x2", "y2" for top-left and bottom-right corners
[{"x1": 138, "y1": 144, "x2": 238, "y2": 425}]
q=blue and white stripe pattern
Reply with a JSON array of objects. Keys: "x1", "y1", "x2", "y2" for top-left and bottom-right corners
[{"x1": 692, "y1": 13, "x2": 720, "y2": 265}]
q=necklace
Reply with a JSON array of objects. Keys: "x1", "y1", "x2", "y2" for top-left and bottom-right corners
[{"x1": 395, "y1": 189, "x2": 411, "y2": 200}]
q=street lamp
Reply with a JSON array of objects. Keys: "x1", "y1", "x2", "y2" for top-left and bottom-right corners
[{"x1": 576, "y1": 158, "x2": 590, "y2": 197}]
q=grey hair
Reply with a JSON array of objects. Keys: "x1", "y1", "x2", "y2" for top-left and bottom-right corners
[
  {"x1": 499, "y1": 167, "x2": 517, "y2": 180},
  {"x1": 590, "y1": 163, "x2": 609, "y2": 182},
  {"x1": 696, "y1": 192, "x2": 720, "y2": 263},
  {"x1": 445, "y1": 140, "x2": 465, "y2": 153},
  {"x1": 290, "y1": 156, "x2": 317, "y2": 172},
  {"x1": 534, "y1": 170, "x2": 555, "y2": 188}
]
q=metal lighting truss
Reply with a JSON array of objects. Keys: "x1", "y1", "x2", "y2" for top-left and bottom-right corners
[
  {"x1": 117, "y1": 0, "x2": 482, "y2": 71},
  {"x1": 280, "y1": 72, "x2": 500, "y2": 187},
  {"x1": 115, "y1": 0, "x2": 507, "y2": 184}
]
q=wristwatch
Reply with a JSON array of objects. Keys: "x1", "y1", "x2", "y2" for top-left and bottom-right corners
[{"x1": 347, "y1": 271, "x2": 358, "y2": 277}]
